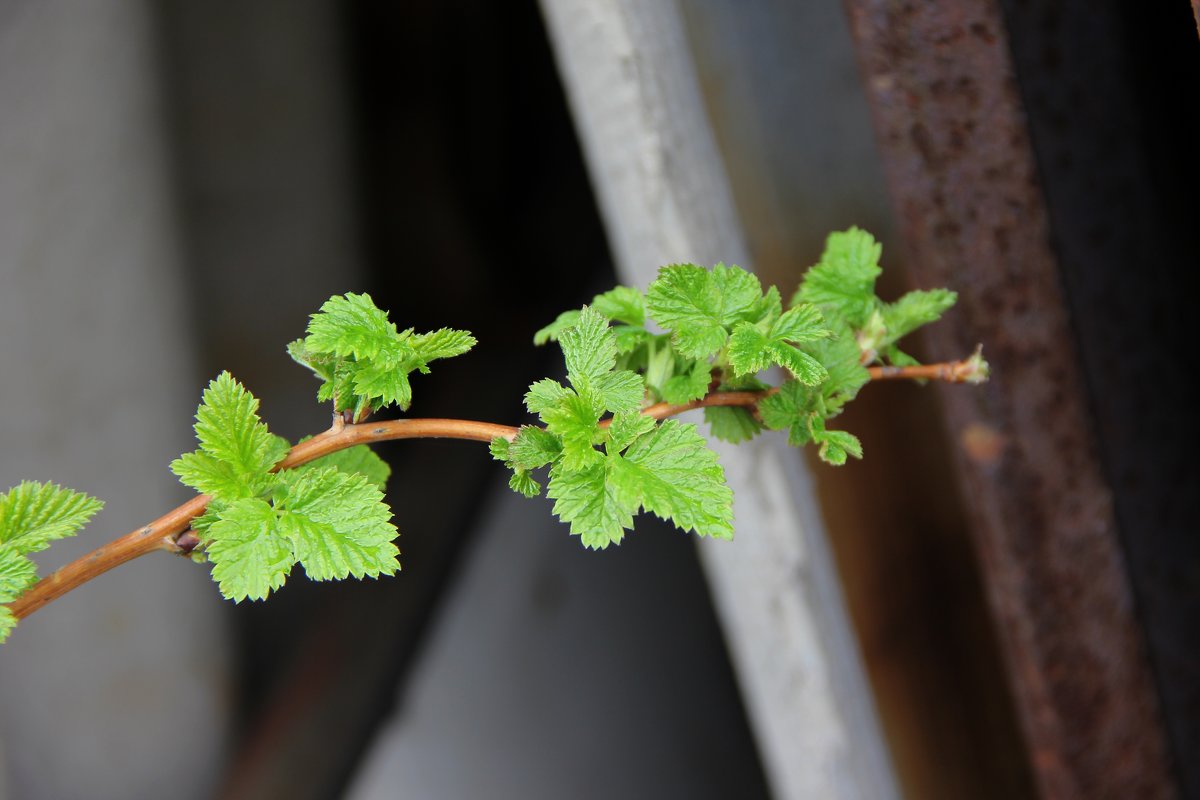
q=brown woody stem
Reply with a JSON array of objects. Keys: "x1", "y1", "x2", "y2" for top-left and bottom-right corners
[
  {"x1": 7, "y1": 418, "x2": 517, "y2": 621},
  {"x1": 7, "y1": 354, "x2": 978, "y2": 622}
]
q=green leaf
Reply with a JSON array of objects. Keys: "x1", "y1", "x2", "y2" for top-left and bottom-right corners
[
  {"x1": 645, "y1": 263, "x2": 764, "y2": 358},
  {"x1": 591, "y1": 286, "x2": 645, "y2": 326},
  {"x1": 0, "y1": 606, "x2": 17, "y2": 643},
  {"x1": 613, "y1": 325, "x2": 653, "y2": 355},
  {"x1": 0, "y1": 547, "x2": 38, "y2": 598},
  {"x1": 0, "y1": 481, "x2": 104, "y2": 555},
  {"x1": 591, "y1": 369, "x2": 645, "y2": 413},
  {"x1": 561, "y1": 306, "x2": 618, "y2": 391},
  {"x1": 278, "y1": 467, "x2": 399, "y2": 582},
  {"x1": 660, "y1": 359, "x2": 712, "y2": 405},
  {"x1": 751, "y1": 286, "x2": 783, "y2": 327},
  {"x1": 295, "y1": 293, "x2": 474, "y2": 414},
  {"x1": 727, "y1": 323, "x2": 829, "y2": 385},
  {"x1": 705, "y1": 406, "x2": 762, "y2": 444},
  {"x1": 533, "y1": 309, "x2": 582, "y2": 346},
  {"x1": 205, "y1": 498, "x2": 294, "y2": 602},
  {"x1": 759, "y1": 382, "x2": 816, "y2": 447},
  {"x1": 315, "y1": 359, "x2": 360, "y2": 413},
  {"x1": 489, "y1": 436, "x2": 512, "y2": 462},
  {"x1": 350, "y1": 359, "x2": 413, "y2": 411},
  {"x1": 298, "y1": 444, "x2": 391, "y2": 490},
  {"x1": 287, "y1": 339, "x2": 337, "y2": 383},
  {"x1": 547, "y1": 463, "x2": 633, "y2": 550},
  {"x1": 169, "y1": 452, "x2": 255, "y2": 501},
  {"x1": 541, "y1": 394, "x2": 604, "y2": 471},
  {"x1": 605, "y1": 411, "x2": 656, "y2": 454},
  {"x1": 883, "y1": 346, "x2": 921, "y2": 368},
  {"x1": 608, "y1": 420, "x2": 733, "y2": 539},
  {"x1": 509, "y1": 426, "x2": 563, "y2": 470},
  {"x1": 170, "y1": 372, "x2": 290, "y2": 500},
  {"x1": 408, "y1": 328, "x2": 476, "y2": 372},
  {"x1": 304, "y1": 293, "x2": 401, "y2": 361},
  {"x1": 771, "y1": 303, "x2": 829, "y2": 344},
  {"x1": 807, "y1": 415, "x2": 864, "y2": 466},
  {"x1": 525, "y1": 378, "x2": 571, "y2": 414},
  {"x1": 769, "y1": 343, "x2": 829, "y2": 386},
  {"x1": 881, "y1": 289, "x2": 957, "y2": 345},
  {"x1": 726, "y1": 324, "x2": 773, "y2": 375},
  {"x1": 490, "y1": 435, "x2": 543, "y2": 498},
  {"x1": 794, "y1": 227, "x2": 882, "y2": 327},
  {"x1": 817, "y1": 429, "x2": 863, "y2": 466},
  {"x1": 508, "y1": 469, "x2": 542, "y2": 498}
]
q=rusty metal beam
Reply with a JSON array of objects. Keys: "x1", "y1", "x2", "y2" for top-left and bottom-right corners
[{"x1": 841, "y1": 2, "x2": 1177, "y2": 797}]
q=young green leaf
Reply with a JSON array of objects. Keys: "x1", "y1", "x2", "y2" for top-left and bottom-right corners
[
  {"x1": 608, "y1": 420, "x2": 733, "y2": 540},
  {"x1": 0, "y1": 606, "x2": 18, "y2": 643},
  {"x1": 293, "y1": 293, "x2": 474, "y2": 414},
  {"x1": 705, "y1": 406, "x2": 762, "y2": 444},
  {"x1": 205, "y1": 497, "x2": 294, "y2": 602},
  {"x1": 880, "y1": 289, "x2": 957, "y2": 346},
  {"x1": 278, "y1": 467, "x2": 399, "y2": 582},
  {"x1": 489, "y1": 435, "x2": 544, "y2": 498},
  {"x1": 793, "y1": 227, "x2": 882, "y2": 327},
  {"x1": 645, "y1": 263, "x2": 764, "y2": 358},
  {"x1": 759, "y1": 382, "x2": 818, "y2": 448},
  {"x1": 561, "y1": 306, "x2": 618, "y2": 392},
  {"x1": 1, "y1": 545, "x2": 39, "y2": 640},
  {"x1": 533, "y1": 309, "x2": 582, "y2": 346},
  {"x1": 660, "y1": 359, "x2": 712, "y2": 405},
  {"x1": 727, "y1": 304, "x2": 831, "y2": 385},
  {"x1": 806, "y1": 415, "x2": 864, "y2": 466},
  {"x1": 541, "y1": 393, "x2": 605, "y2": 471},
  {"x1": 0, "y1": 549, "x2": 38, "y2": 598},
  {"x1": 350, "y1": 360, "x2": 413, "y2": 412},
  {"x1": 605, "y1": 411, "x2": 657, "y2": 454},
  {"x1": 546, "y1": 463, "x2": 633, "y2": 550},
  {"x1": 0, "y1": 481, "x2": 105, "y2": 555},
  {"x1": 170, "y1": 372, "x2": 289, "y2": 501},
  {"x1": 409, "y1": 329, "x2": 477, "y2": 373},
  {"x1": 297, "y1": 444, "x2": 391, "y2": 490},
  {"x1": 508, "y1": 470, "x2": 542, "y2": 498},
  {"x1": 304, "y1": 292, "x2": 400, "y2": 361},
  {"x1": 591, "y1": 369, "x2": 646, "y2": 414},
  {"x1": 525, "y1": 378, "x2": 572, "y2": 414},
  {"x1": 591, "y1": 286, "x2": 645, "y2": 326},
  {"x1": 546, "y1": 419, "x2": 734, "y2": 549},
  {"x1": 509, "y1": 426, "x2": 563, "y2": 470}
]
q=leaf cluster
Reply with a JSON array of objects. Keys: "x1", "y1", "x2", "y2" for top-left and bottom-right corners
[
  {"x1": 497, "y1": 306, "x2": 733, "y2": 549},
  {"x1": 506, "y1": 228, "x2": 965, "y2": 548},
  {"x1": 170, "y1": 371, "x2": 397, "y2": 601},
  {"x1": 288, "y1": 292, "x2": 475, "y2": 419}
]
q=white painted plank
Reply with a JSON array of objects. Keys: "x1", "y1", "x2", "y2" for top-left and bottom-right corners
[{"x1": 538, "y1": 2, "x2": 898, "y2": 797}]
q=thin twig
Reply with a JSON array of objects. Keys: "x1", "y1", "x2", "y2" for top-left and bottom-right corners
[
  {"x1": 866, "y1": 351, "x2": 985, "y2": 383},
  {"x1": 7, "y1": 418, "x2": 517, "y2": 621}
]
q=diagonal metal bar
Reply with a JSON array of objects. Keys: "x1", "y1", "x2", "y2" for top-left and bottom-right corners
[{"x1": 841, "y1": 2, "x2": 1177, "y2": 797}]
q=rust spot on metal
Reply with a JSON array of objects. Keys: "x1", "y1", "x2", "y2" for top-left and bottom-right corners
[{"x1": 960, "y1": 422, "x2": 1005, "y2": 466}]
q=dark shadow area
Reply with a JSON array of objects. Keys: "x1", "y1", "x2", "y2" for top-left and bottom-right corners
[{"x1": 1001, "y1": 0, "x2": 1200, "y2": 794}]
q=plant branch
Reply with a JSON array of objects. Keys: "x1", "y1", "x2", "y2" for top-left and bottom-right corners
[
  {"x1": 7, "y1": 418, "x2": 518, "y2": 622},
  {"x1": 866, "y1": 348, "x2": 987, "y2": 384},
  {"x1": 7, "y1": 352, "x2": 979, "y2": 622}
]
